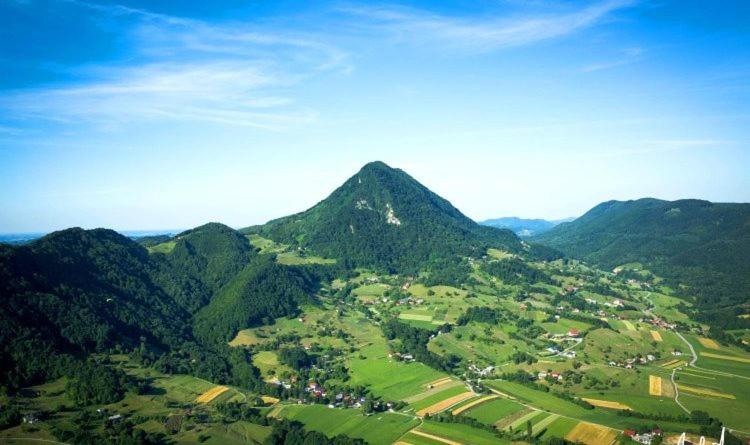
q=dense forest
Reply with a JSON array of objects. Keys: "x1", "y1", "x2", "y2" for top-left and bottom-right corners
[
  {"x1": 0, "y1": 223, "x2": 326, "y2": 392},
  {"x1": 246, "y1": 161, "x2": 523, "y2": 272},
  {"x1": 534, "y1": 198, "x2": 750, "y2": 331}
]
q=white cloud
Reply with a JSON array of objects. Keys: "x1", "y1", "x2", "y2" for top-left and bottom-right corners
[
  {"x1": 0, "y1": 2, "x2": 349, "y2": 130},
  {"x1": 341, "y1": 0, "x2": 636, "y2": 52}
]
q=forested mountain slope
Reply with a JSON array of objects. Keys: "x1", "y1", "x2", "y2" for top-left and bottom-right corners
[
  {"x1": 534, "y1": 198, "x2": 750, "y2": 328},
  {"x1": 247, "y1": 161, "x2": 522, "y2": 272},
  {"x1": 0, "y1": 224, "x2": 321, "y2": 390}
]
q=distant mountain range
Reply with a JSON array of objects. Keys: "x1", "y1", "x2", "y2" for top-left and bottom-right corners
[
  {"x1": 479, "y1": 217, "x2": 575, "y2": 237},
  {"x1": 533, "y1": 198, "x2": 750, "y2": 330},
  {"x1": 0, "y1": 230, "x2": 183, "y2": 245}
]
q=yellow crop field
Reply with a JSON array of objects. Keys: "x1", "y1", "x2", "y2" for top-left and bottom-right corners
[
  {"x1": 662, "y1": 360, "x2": 685, "y2": 369},
  {"x1": 677, "y1": 384, "x2": 736, "y2": 399},
  {"x1": 649, "y1": 375, "x2": 662, "y2": 396},
  {"x1": 700, "y1": 352, "x2": 750, "y2": 363},
  {"x1": 651, "y1": 330, "x2": 663, "y2": 342},
  {"x1": 581, "y1": 398, "x2": 631, "y2": 410},
  {"x1": 698, "y1": 338, "x2": 720, "y2": 349},
  {"x1": 261, "y1": 396, "x2": 280, "y2": 405},
  {"x1": 196, "y1": 385, "x2": 229, "y2": 403},
  {"x1": 451, "y1": 394, "x2": 498, "y2": 415},
  {"x1": 417, "y1": 391, "x2": 475, "y2": 417},
  {"x1": 565, "y1": 422, "x2": 618, "y2": 445}
]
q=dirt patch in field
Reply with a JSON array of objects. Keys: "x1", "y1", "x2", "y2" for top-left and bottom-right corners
[
  {"x1": 417, "y1": 391, "x2": 476, "y2": 417},
  {"x1": 565, "y1": 422, "x2": 618, "y2": 445},
  {"x1": 651, "y1": 331, "x2": 663, "y2": 342},
  {"x1": 698, "y1": 338, "x2": 720, "y2": 349},
  {"x1": 700, "y1": 352, "x2": 750, "y2": 363},
  {"x1": 451, "y1": 394, "x2": 498, "y2": 415},
  {"x1": 677, "y1": 384, "x2": 736, "y2": 399},
  {"x1": 581, "y1": 398, "x2": 631, "y2": 410},
  {"x1": 196, "y1": 385, "x2": 229, "y2": 403},
  {"x1": 649, "y1": 375, "x2": 662, "y2": 396}
]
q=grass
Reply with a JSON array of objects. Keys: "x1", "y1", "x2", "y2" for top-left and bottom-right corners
[
  {"x1": 276, "y1": 404, "x2": 419, "y2": 445},
  {"x1": 147, "y1": 240, "x2": 176, "y2": 254},
  {"x1": 417, "y1": 420, "x2": 511, "y2": 445},
  {"x1": 348, "y1": 331, "x2": 446, "y2": 401},
  {"x1": 461, "y1": 398, "x2": 524, "y2": 425}
]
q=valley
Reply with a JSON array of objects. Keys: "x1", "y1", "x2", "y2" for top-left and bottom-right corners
[{"x1": 1, "y1": 163, "x2": 748, "y2": 445}]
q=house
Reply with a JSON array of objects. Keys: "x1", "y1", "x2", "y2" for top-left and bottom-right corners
[
  {"x1": 108, "y1": 414, "x2": 123, "y2": 423},
  {"x1": 23, "y1": 412, "x2": 41, "y2": 424},
  {"x1": 568, "y1": 329, "x2": 580, "y2": 337},
  {"x1": 624, "y1": 430, "x2": 637, "y2": 438}
]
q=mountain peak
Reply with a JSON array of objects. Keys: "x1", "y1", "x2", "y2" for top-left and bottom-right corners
[{"x1": 248, "y1": 163, "x2": 521, "y2": 271}]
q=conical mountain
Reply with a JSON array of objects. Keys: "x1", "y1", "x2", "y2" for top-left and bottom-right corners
[{"x1": 249, "y1": 161, "x2": 522, "y2": 271}]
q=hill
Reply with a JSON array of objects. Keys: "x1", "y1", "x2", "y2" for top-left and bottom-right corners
[
  {"x1": 479, "y1": 217, "x2": 573, "y2": 237},
  {"x1": 533, "y1": 198, "x2": 750, "y2": 329},
  {"x1": 0, "y1": 223, "x2": 320, "y2": 390},
  {"x1": 246, "y1": 161, "x2": 522, "y2": 272}
]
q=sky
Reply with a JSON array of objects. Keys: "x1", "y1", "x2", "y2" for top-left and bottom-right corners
[{"x1": 1, "y1": 0, "x2": 749, "y2": 232}]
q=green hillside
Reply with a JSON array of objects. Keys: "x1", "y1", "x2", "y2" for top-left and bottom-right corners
[
  {"x1": 0, "y1": 223, "x2": 321, "y2": 391},
  {"x1": 246, "y1": 161, "x2": 522, "y2": 272},
  {"x1": 534, "y1": 198, "x2": 750, "y2": 331}
]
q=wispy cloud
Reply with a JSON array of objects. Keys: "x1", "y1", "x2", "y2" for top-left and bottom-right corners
[
  {"x1": 0, "y1": 1, "x2": 349, "y2": 131},
  {"x1": 581, "y1": 46, "x2": 643, "y2": 72},
  {"x1": 341, "y1": 0, "x2": 636, "y2": 52}
]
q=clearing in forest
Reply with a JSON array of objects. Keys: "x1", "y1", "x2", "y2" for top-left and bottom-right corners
[
  {"x1": 196, "y1": 385, "x2": 229, "y2": 403},
  {"x1": 698, "y1": 338, "x2": 720, "y2": 349},
  {"x1": 581, "y1": 398, "x2": 631, "y2": 410},
  {"x1": 417, "y1": 391, "x2": 476, "y2": 417},
  {"x1": 565, "y1": 422, "x2": 618, "y2": 445},
  {"x1": 651, "y1": 330, "x2": 663, "y2": 342}
]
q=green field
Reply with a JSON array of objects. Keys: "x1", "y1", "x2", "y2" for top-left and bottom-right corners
[
  {"x1": 276, "y1": 404, "x2": 419, "y2": 445},
  {"x1": 462, "y1": 397, "x2": 525, "y2": 425}
]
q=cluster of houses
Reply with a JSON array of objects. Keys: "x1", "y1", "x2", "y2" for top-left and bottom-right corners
[
  {"x1": 467, "y1": 363, "x2": 495, "y2": 377},
  {"x1": 537, "y1": 371, "x2": 564, "y2": 382},
  {"x1": 608, "y1": 354, "x2": 656, "y2": 369},
  {"x1": 544, "y1": 328, "x2": 583, "y2": 359},
  {"x1": 643, "y1": 316, "x2": 676, "y2": 330},
  {"x1": 624, "y1": 428, "x2": 663, "y2": 445},
  {"x1": 388, "y1": 351, "x2": 415, "y2": 362}
]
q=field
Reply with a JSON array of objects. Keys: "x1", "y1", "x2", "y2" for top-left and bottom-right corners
[
  {"x1": 697, "y1": 337, "x2": 720, "y2": 349},
  {"x1": 581, "y1": 398, "x2": 631, "y2": 410},
  {"x1": 565, "y1": 422, "x2": 618, "y2": 445},
  {"x1": 651, "y1": 330, "x2": 663, "y2": 342},
  {"x1": 451, "y1": 394, "x2": 498, "y2": 415},
  {"x1": 196, "y1": 386, "x2": 230, "y2": 403},
  {"x1": 460, "y1": 397, "x2": 524, "y2": 424},
  {"x1": 403, "y1": 421, "x2": 510, "y2": 445},
  {"x1": 415, "y1": 391, "x2": 476, "y2": 416},
  {"x1": 276, "y1": 404, "x2": 419, "y2": 445}
]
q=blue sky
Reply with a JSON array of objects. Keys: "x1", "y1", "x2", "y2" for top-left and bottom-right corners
[{"x1": 1, "y1": 0, "x2": 749, "y2": 232}]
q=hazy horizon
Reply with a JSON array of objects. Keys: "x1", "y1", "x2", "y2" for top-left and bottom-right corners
[{"x1": 2, "y1": 1, "x2": 749, "y2": 232}]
